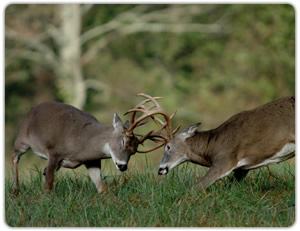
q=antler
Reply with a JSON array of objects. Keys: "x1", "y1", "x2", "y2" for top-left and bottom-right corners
[{"x1": 124, "y1": 93, "x2": 180, "y2": 153}]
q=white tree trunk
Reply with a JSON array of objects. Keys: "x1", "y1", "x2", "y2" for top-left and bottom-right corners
[
  {"x1": 59, "y1": 4, "x2": 86, "y2": 109},
  {"x1": 6, "y1": 5, "x2": 224, "y2": 110}
]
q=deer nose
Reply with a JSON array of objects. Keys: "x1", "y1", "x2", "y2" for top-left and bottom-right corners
[
  {"x1": 158, "y1": 166, "x2": 168, "y2": 175},
  {"x1": 117, "y1": 164, "x2": 127, "y2": 172}
]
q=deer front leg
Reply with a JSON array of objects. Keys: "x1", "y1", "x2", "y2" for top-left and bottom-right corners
[
  {"x1": 197, "y1": 162, "x2": 235, "y2": 192},
  {"x1": 85, "y1": 160, "x2": 104, "y2": 193},
  {"x1": 45, "y1": 157, "x2": 59, "y2": 192},
  {"x1": 43, "y1": 165, "x2": 61, "y2": 176}
]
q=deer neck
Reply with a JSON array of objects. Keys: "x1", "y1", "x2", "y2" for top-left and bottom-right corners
[
  {"x1": 87, "y1": 123, "x2": 115, "y2": 154},
  {"x1": 185, "y1": 130, "x2": 215, "y2": 167}
]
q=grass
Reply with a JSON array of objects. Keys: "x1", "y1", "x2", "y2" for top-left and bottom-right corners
[{"x1": 5, "y1": 162, "x2": 295, "y2": 227}]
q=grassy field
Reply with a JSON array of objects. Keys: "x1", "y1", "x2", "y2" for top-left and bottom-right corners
[{"x1": 5, "y1": 161, "x2": 295, "y2": 227}]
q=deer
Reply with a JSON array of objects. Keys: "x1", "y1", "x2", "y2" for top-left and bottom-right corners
[
  {"x1": 156, "y1": 96, "x2": 295, "y2": 191},
  {"x1": 12, "y1": 93, "x2": 177, "y2": 195}
]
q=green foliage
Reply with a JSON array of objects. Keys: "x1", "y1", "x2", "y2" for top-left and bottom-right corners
[
  {"x1": 4, "y1": 5, "x2": 295, "y2": 228},
  {"x1": 81, "y1": 4, "x2": 295, "y2": 128},
  {"x1": 5, "y1": 163, "x2": 295, "y2": 227},
  {"x1": 5, "y1": 4, "x2": 295, "y2": 184}
]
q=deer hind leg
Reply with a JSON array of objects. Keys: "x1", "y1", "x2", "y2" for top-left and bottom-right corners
[
  {"x1": 45, "y1": 156, "x2": 60, "y2": 192},
  {"x1": 197, "y1": 162, "x2": 236, "y2": 192},
  {"x1": 12, "y1": 144, "x2": 29, "y2": 195},
  {"x1": 85, "y1": 160, "x2": 104, "y2": 193},
  {"x1": 233, "y1": 168, "x2": 249, "y2": 182}
]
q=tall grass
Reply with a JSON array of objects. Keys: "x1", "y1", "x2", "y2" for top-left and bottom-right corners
[{"x1": 5, "y1": 162, "x2": 295, "y2": 227}]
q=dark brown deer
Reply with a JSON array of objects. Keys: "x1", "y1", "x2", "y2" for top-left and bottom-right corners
[
  {"x1": 12, "y1": 93, "x2": 175, "y2": 194},
  {"x1": 157, "y1": 96, "x2": 295, "y2": 191}
]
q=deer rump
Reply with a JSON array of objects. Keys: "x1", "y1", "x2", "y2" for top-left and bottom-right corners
[
  {"x1": 203, "y1": 96, "x2": 295, "y2": 169},
  {"x1": 16, "y1": 102, "x2": 109, "y2": 162}
]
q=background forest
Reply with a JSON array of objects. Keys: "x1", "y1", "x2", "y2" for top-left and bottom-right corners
[{"x1": 5, "y1": 4, "x2": 295, "y2": 175}]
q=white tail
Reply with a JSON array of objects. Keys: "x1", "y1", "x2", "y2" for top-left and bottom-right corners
[
  {"x1": 158, "y1": 96, "x2": 295, "y2": 191},
  {"x1": 12, "y1": 94, "x2": 175, "y2": 195}
]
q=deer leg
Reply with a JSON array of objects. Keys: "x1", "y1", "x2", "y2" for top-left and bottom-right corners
[
  {"x1": 85, "y1": 160, "x2": 104, "y2": 193},
  {"x1": 12, "y1": 151, "x2": 20, "y2": 196},
  {"x1": 197, "y1": 163, "x2": 235, "y2": 192},
  {"x1": 45, "y1": 157, "x2": 59, "y2": 192},
  {"x1": 233, "y1": 168, "x2": 249, "y2": 182},
  {"x1": 12, "y1": 145, "x2": 29, "y2": 195},
  {"x1": 43, "y1": 165, "x2": 61, "y2": 176}
]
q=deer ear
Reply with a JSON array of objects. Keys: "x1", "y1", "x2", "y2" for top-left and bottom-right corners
[
  {"x1": 179, "y1": 122, "x2": 201, "y2": 139},
  {"x1": 113, "y1": 112, "x2": 124, "y2": 130},
  {"x1": 123, "y1": 120, "x2": 130, "y2": 130}
]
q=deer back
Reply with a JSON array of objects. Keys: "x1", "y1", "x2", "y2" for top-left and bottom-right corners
[{"x1": 199, "y1": 96, "x2": 295, "y2": 162}]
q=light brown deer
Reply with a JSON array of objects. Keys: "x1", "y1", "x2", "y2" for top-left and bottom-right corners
[
  {"x1": 157, "y1": 96, "x2": 295, "y2": 191},
  {"x1": 12, "y1": 93, "x2": 175, "y2": 195}
]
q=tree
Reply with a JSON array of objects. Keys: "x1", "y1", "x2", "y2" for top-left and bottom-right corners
[{"x1": 5, "y1": 4, "x2": 225, "y2": 109}]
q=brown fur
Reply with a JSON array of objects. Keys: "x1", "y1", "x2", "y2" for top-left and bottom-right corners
[{"x1": 158, "y1": 96, "x2": 295, "y2": 191}]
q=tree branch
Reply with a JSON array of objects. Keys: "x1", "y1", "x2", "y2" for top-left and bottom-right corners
[
  {"x1": 6, "y1": 27, "x2": 60, "y2": 69},
  {"x1": 80, "y1": 21, "x2": 120, "y2": 45},
  {"x1": 5, "y1": 49, "x2": 46, "y2": 67},
  {"x1": 81, "y1": 5, "x2": 225, "y2": 65},
  {"x1": 120, "y1": 22, "x2": 222, "y2": 34},
  {"x1": 80, "y1": 5, "x2": 152, "y2": 45},
  {"x1": 81, "y1": 36, "x2": 110, "y2": 65},
  {"x1": 85, "y1": 79, "x2": 111, "y2": 101}
]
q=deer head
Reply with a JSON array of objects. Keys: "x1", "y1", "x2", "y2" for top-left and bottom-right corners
[
  {"x1": 102, "y1": 112, "x2": 140, "y2": 171},
  {"x1": 158, "y1": 123, "x2": 201, "y2": 175}
]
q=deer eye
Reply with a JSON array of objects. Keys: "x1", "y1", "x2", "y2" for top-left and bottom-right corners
[
  {"x1": 121, "y1": 138, "x2": 125, "y2": 147},
  {"x1": 166, "y1": 144, "x2": 171, "y2": 151}
]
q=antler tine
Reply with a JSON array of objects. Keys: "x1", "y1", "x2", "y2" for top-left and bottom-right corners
[
  {"x1": 151, "y1": 115, "x2": 165, "y2": 126},
  {"x1": 138, "y1": 130, "x2": 154, "y2": 144},
  {"x1": 124, "y1": 107, "x2": 147, "y2": 130},
  {"x1": 172, "y1": 125, "x2": 181, "y2": 135},
  {"x1": 124, "y1": 94, "x2": 163, "y2": 134},
  {"x1": 148, "y1": 132, "x2": 169, "y2": 142},
  {"x1": 159, "y1": 111, "x2": 173, "y2": 140},
  {"x1": 129, "y1": 111, "x2": 136, "y2": 128},
  {"x1": 125, "y1": 108, "x2": 146, "y2": 114},
  {"x1": 136, "y1": 93, "x2": 163, "y2": 109},
  {"x1": 137, "y1": 125, "x2": 172, "y2": 153},
  {"x1": 126, "y1": 109, "x2": 155, "y2": 133},
  {"x1": 125, "y1": 94, "x2": 166, "y2": 134},
  {"x1": 135, "y1": 120, "x2": 148, "y2": 128},
  {"x1": 125, "y1": 93, "x2": 179, "y2": 153},
  {"x1": 137, "y1": 141, "x2": 166, "y2": 153},
  {"x1": 137, "y1": 118, "x2": 170, "y2": 152},
  {"x1": 139, "y1": 96, "x2": 163, "y2": 107},
  {"x1": 170, "y1": 110, "x2": 177, "y2": 119}
]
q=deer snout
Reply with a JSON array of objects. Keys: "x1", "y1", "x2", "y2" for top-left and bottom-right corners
[
  {"x1": 158, "y1": 166, "x2": 168, "y2": 175},
  {"x1": 117, "y1": 164, "x2": 128, "y2": 172}
]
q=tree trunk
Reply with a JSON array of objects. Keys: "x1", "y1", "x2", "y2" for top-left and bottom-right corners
[{"x1": 59, "y1": 4, "x2": 86, "y2": 109}]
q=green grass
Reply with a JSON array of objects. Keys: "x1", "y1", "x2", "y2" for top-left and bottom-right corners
[{"x1": 5, "y1": 162, "x2": 295, "y2": 227}]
